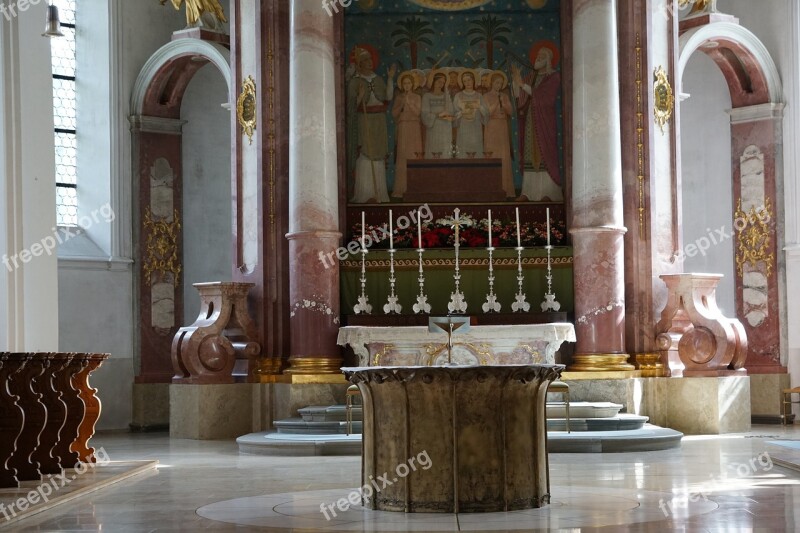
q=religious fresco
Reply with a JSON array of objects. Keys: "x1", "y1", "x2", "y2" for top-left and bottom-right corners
[{"x1": 345, "y1": 0, "x2": 563, "y2": 204}]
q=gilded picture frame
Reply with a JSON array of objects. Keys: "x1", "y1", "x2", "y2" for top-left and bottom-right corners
[
  {"x1": 237, "y1": 75, "x2": 257, "y2": 145},
  {"x1": 653, "y1": 66, "x2": 674, "y2": 135}
]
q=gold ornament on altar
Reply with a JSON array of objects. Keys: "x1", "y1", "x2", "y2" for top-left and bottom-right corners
[
  {"x1": 237, "y1": 75, "x2": 257, "y2": 145},
  {"x1": 653, "y1": 65, "x2": 674, "y2": 135},
  {"x1": 161, "y1": 0, "x2": 227, "y2": 31},
  {"x1": 734, "y1": 198, "x2": 774, "y2": 277}
]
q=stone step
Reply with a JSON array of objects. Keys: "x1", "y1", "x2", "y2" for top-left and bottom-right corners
[
  {"x1": 298, "y1": 405, "x2": 362, "y2": 422},
  {"x1": 546, "y1": 414, "x2": 649, "y2": 432},
  {"x1": 546, "y1": 401, "x2": 624, "y2": 419},
  {"x1": 274, "y1": 417, "x2": 362, "y2": 435}
]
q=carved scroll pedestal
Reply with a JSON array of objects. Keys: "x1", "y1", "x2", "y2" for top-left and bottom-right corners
[
  {"x1": 655, "y1": 274, "x2": 748, "y2": 377},
  {"x1": 343, "y1": 364, "x2": 563, "y2": 512},
  {"x1": 171, "y1": 282, "x2": 261, "y2": 384}
]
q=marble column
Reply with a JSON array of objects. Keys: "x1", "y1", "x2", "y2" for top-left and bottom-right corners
[
  {"x1": 285, "y1": 0, "x2": 342, "y2": 374},
  {"x1": 569, "y1": 0, "x2": 634, "y2": 373}
]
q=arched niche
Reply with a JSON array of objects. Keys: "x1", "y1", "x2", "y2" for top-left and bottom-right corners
[
  {"x1": 678, "y1": 21, "x2": 786, "y2": 373},
  {"x1": 130, "y1": 38, "x2": 233, "y2": 384}
]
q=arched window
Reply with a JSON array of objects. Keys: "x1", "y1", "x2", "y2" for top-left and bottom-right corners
[{"x1": 51, "y1": 0, "x2": 77, "y2": 226}]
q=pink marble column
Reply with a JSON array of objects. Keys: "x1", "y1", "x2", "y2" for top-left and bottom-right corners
[
  {"x1": 285, "y1": 0, "x2": 342, "y2": 374},
  {"x1": 569, "y1": 0, "x2": 633, "y2": 373}
]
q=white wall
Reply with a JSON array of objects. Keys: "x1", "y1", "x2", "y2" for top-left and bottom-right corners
[
  {"x1": 679, "y1": 52, "x2": 736, "y2": 316},
  {"x1": 0, "y1": 1, "x2": 60, "y2": 351},
  {"x1": 181, "y1": 64, "x2": 232, "y2": 317}
]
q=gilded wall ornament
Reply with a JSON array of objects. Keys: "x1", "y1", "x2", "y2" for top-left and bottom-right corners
[
  {"x1": 734, "y1": 198, "x2": 774, "y2": 277},
  {"x1": 653, "y1": 66, "x2": 674, "y2": 135},
  {"x1": 143, "y1": 207, "x2": 182, "y2": 286},
  {"x1": 237, "y1": 75, "x2": 257, "y2": 145}
]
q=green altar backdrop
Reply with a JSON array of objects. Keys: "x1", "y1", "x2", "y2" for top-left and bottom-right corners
[{"x1": 341, "y1": 247, "x2": 573, "y2": 316}]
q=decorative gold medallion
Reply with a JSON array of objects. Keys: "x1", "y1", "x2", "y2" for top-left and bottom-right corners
[
  {"x1": 653, "y1": 66, "x2": 674, "y2": 135},
  {"x1": 237, "y1": 75, "x2": 257, "y2": 145}
]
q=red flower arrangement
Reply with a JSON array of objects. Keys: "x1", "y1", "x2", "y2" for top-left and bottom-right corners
[{"x1": 350, "y1": 212, "x2": 567, "y2": 250}]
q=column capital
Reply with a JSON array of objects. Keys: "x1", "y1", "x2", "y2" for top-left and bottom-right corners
[
  {"x1": 128, "y1": 115, "x2": 187, "y2": 135},
  {"x1": 727, "y1": 103, "x2": 785, "y2": 124}
]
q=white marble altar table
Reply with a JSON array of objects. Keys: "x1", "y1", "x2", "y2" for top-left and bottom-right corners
[{"x1": 337, "y1": 323, "x2": 576, "y2": 367}]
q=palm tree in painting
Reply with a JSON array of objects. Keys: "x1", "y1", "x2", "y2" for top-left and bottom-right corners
[
  {"x1": 468, "y1": 15, "x2": 511, "y2": 69},
  {"x1": 392, "y1": 16, "x2": 434, "y2": 69}
]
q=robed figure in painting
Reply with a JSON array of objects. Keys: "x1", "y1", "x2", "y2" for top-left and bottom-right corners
[
  {"x1": 453, "y1": 70, "x2": 488, "y2": 158},
  {"x1": 421, "y1": 71, "x2": 455, "y2": 158},
  {"x1": 483, "y1": 71, "x2": 515, "y2": 198},
  {"x1": 391, "y1": 72, "x2": 423, "y2": 198},
  {"x1": 347, "y1": 47, "x2": 396, "y2": 203},
  {"x1": 511, "y1": 41, "x2": 563, "y2": 202}
]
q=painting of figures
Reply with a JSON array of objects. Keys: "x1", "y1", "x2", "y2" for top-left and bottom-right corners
[{"x1": 345, "y1": 0, "x2": 563, "y2": 204}]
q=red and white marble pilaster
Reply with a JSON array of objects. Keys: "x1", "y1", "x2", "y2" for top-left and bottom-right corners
[
  {"x1": 568, "y1": 0, "x2": 633, "y2": 373},
  {"x1": 285, "y1": 0, "x2": 342, "y2": 374}
]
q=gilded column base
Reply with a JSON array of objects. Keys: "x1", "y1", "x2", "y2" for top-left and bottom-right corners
[
  {"x1": 254, "y1": 357, "x2": 283, "y2": 376},
  {"x1": 284, "y1": 356, "x2": 343, "y2": 375},
  {"x1": 567, "y1": 353, "x2": 637, "y2": 373},
  {"x1": 634, "y1": 353, "x2": 666, "y2": 377}
]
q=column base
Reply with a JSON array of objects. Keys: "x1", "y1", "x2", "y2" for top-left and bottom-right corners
[
  {"x1": 284, "y1": 356, "x2": 343, "y2": 375},
  {"x1": 567, "y1": 353, "x2": 636, "y2": 373},
  {"x1": 634, "y1": 353, "x2": 666, "y2": 377},
  {"x1": 259, "y1": 373, "x2": 348, "y2": 384}
]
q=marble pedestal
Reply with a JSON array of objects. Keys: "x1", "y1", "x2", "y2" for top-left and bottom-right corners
[
  {"x1": 750, "y1": 373, "x2": 791, "y2": 423},
  {"x1": 131, "y1": 383, "x2": 170, "y2": 431},
  {"x1": 564, "y1": 376, "x2": 751, "y2": 435},
  {"x1": 170, "y1": 384, "x2": 255, "y2": 439},
  {"x1": 344, "y1": 364, "x2": 563, "y2": 512}
]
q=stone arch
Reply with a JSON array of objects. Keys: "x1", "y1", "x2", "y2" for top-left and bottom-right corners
[
  {"x1": 130, "y1": 38, "x2": 232, "y2": 384},
  {"x1": 678, "y1": 21, "x2": 785, "y2": 372}
]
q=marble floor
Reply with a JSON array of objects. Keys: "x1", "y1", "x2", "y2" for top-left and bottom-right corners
[{"x1": 5, "y1": 425, "x2": 800, "y2": 532}]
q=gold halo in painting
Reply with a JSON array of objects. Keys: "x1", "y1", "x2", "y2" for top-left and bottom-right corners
[
  {"x1": 488, "y1": 70, "x2": 508, "y2": 90},
  {"x1": 427, "y1": 69, "x2": 449, "y2": 90},
  {"x1": 458, "y1": 69, "x2": 480, "y2": 90},
  {"x1": 408, "y1": 0, "x2": 493, "y2": 11},
  {"x1": 359, "y1": 0, "x2": 377, "y2": 10},
  {"x1": 397, "y1": 71, "x2": 421, "y2": 91}
]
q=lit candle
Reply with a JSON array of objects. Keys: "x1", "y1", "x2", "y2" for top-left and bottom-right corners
[
  {"x1": 515, "y1": 207, "x2": 521, "y2": 247},
  {"x1": 546, "y1": 207, "x2": 551, "y2": 247},
  {"x1": 418, "y1": 212, "x2": 423, "y2": 249},
  {"x1": 361, "y1": 211, "x2": 366, "y2": 247},
  {"x1": 389, "y1": 209, "x2": 394, "y2": 250},
  {"x1": 487, "y1": 209, "x2": 492, "y2": 247}
]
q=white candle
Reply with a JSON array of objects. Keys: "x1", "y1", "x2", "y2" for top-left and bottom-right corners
[
  {"x1": 515, "y1": 207, "x2": 521, "y2": 247},
  {"x1": 487, "y1": 209, "x2": 492, "y2": 246},
  {"x1": 389, "y1": 209, "x2": 393, "y2": 249},
  {"x1": 418, "y1": 213, "x2": 423, "y2": 248},
  {"x1": 546, "y1": 207, "x2": 551, "y2": 246},
  {"x1": 361, "y1": 211, "x2": 366, "y2": 246}
]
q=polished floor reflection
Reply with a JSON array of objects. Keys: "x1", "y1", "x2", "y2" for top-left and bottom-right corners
[{"x1": 6, "y1": 425, "x2": 800, "y2": 531}]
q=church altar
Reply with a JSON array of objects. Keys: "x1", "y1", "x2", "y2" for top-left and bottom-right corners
[
  {"x1": 404, "y1": 158, "x2": 505, "y2": 203},
  {"x1": 340, "y1": 247, "x2": 573, "y2": 316},
  {"x1": 337, "y1": 323, "x2": 575, "y2": 367}
]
